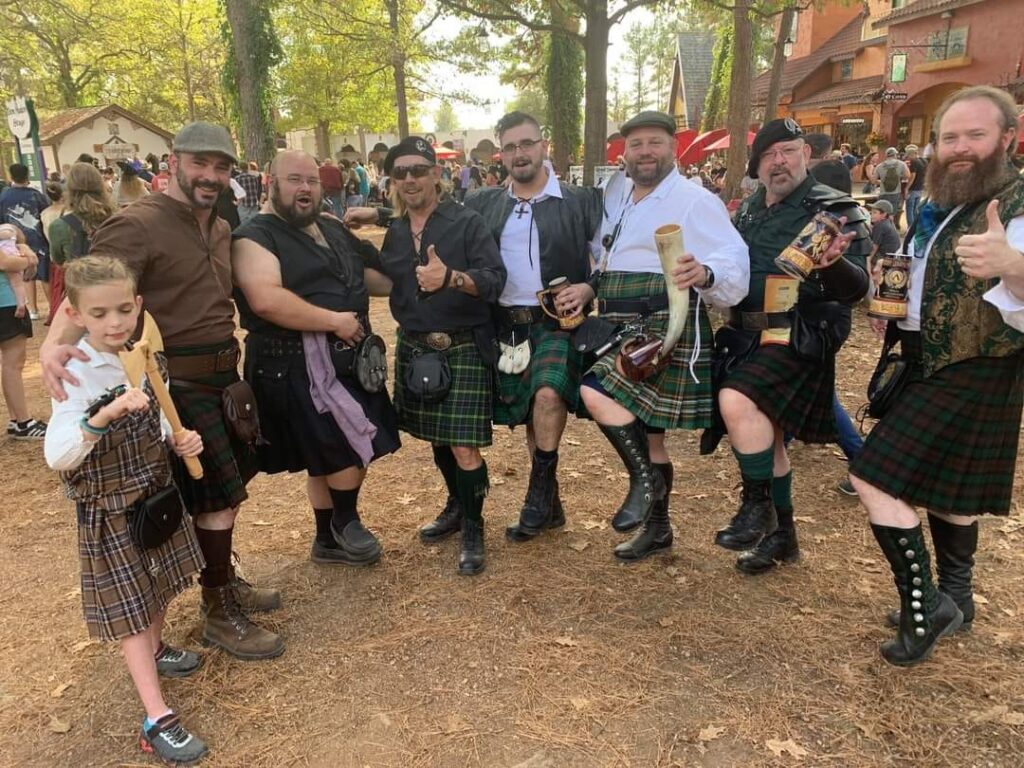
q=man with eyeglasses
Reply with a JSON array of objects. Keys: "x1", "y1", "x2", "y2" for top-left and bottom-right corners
[
  {"x1": 463, "y1": 111, "x2": 602, "y2": 545},
  {"x1": 348, "y1": 136, "x2": 506, "y2": 575},
  {"x1": 581, "y1": 110, "x2": 750, "y2": 562},
  {"x1": 717, "y1": 118, "x2": 870, "y2": 575},
  {"x1": 232, "y1": 149, "x2": 401, "y2": 569}
]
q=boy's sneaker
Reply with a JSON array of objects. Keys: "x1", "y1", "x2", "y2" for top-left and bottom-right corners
[
  {"x1": 837, "y1": 476, "x2": 858, "y2": 497},
  {"x1": 155, "y1": 644, "x2": 203, "y2": 678},
  {"x1": 28, "y1": 310, "x2": 39, "y2": 321},
  {"x1": 10, "y1": 419, "x2": 46, "y2": 440},
  {"x1": 139, "y1": 713, "x2": 208, "y2": 765}
]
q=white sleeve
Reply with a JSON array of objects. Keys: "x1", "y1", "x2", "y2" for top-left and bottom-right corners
[
  {"x1": 982, "y1": 217, "x2": 1024, "y2": 332},
  {"x1": 686, "y1": 193, "x2": 750, "y2": 310},
  {"x1": 230, "y1": 177, "x2": 246, "y2": 201},
  {"x1": 43, "y1": 390, "x2": 98, "y2": 471}
]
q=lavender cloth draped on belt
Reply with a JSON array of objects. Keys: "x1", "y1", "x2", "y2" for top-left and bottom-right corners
[{"x1": 302, "y1": 332, "x2": 377, "y2": 465}]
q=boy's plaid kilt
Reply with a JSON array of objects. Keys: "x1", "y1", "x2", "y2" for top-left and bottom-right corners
[
  {"x1": 587, "y1": 271, "x2": 713, "y2": 430},
  {"x1": 394, "y1": 329, "x2": 493, "y2": 447},
  {"x1": 851, "y1": 352, "x2": 1024, "y2": 516},
  {"x1": 495, "y1": 321, "x2": 584, "y2": 426}
]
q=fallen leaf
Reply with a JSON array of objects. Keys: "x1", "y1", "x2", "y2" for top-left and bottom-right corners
[
  {"x1": 794, "y1": 516, "x2": 817, "y2": 524},
  {"x1": 569, "y1": 697, "x2": 589, "y2": 710},
  {"x1": 396, "y1": 494, "x2": 415, "y2": 506},
  {"x1": 48, "y1": 716, "x2": 71, "y2": 734},
  {"x1": 567, "y1": 471, "x2": 581, "y2": 479},
  {"x1": 689, "y1": 493, "x2": 708, "y2": 500},
  {"x1": 658, "y1": 617, "x2": 674, "y2": 628},
  {"x1": 491, "y1": 477, "x2": 506, "y2": 486},
  {"x1": 289, "y1": 530, "x2": 300, "y2": 540},
  {"x1": 567, "y1": 540, "x2": 590, "y2": 553},
  {"x1": 698, "y1": 725, "x2": 725, "y2": 742},
  {"x1": 853, "y1": 557, "x2": 876, "y2": 566},
  {"x1": 974, "y1": 594, "x2": 990, "y2": 605},
  {"x1": 71, "y1": 640, "x2": 95, "y2": 653},
  {"x1": 766, "y1": 738, "x2": 809, "y2": 758},
  {"x1": 666, "y1": 566, "x2": 679, "y2": 577},
  {"x1": 971, "y1": 705, "x2": 1008, "y2": 723},
  {"x1": 553, "y1": 636, "x2": 579, "y2": 647},
  {"x1": 580, "y1": 519, "x2": 607, "y2": 531},
  {"x1": 798, "y1": 606, "x2": 816, "y2": 615},
  {"x1": 564, "y1": 438, "x2": 581, "y2": 446},
  {"x1": 50, "y1": 683, "x2": 72, "y2": 698},
  {"x1": 251, "y1": 520, "x2": 273, "y2": 526},
  {"x1": 1002, "y1": 712, "x2": 1024, "y2": 726}
]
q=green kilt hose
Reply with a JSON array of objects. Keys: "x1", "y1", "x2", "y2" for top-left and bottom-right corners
[
  {"x1": 168, "y1": 342, "x2": 258, "y2": 516},
  {"x1": 394, "y1": 329, "x2": 493, "y2": 447},
  {"x1": 722, "y1": 343, "x2": 837, "y2": 443},
  {"x1": 851, "y1": 348, "x2": 1024, "y2": 516},
  {"x1": 495, "y1": 322, "x2": 584, "y2": 426},
  {"x1": 588, "y1": 271, "x2": 713, "y2": 429}
]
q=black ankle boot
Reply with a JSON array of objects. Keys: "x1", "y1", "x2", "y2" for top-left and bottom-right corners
[
  {"x1": 715, "y1": 475, "x2": 777, "y2": 551},
  {"x1": 598, "y1": 421, "x2": 665, "y2": 532},
  {"x1": 872, "y1": 523, "x2": 962, "y2": 666},
  {"x1": 419, "y1": 495, "x2": 462, "y2": 542},
  {"x1": 736, "y1": 524, "x2": 800, "y2": 574},
  {"x1": 459, "y1": 516, "x2": 485, "y2": 576},
  {"x1": 506, "y1": 452, "x2": 558, "y2": 542}
]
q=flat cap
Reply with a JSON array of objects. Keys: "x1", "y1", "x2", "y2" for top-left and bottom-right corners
[
  {"x1": 619, "y1": 110, "x2": 676, "y2": 137},
  {"x1": 869, "y1": 199, "x2": 893, "y2": 215},
  {"x1": 172, "y1": 122, "x2": 237, "y2": 163},
  {"x1": 384, "y1": 136, "x2": 436, "y2": 174},
  {"x1": 748, "y1": 118, "x2": 804, "y2": 178}
]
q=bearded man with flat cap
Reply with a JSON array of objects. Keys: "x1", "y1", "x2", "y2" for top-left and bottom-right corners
[
  {"x1": 851, "y1": 85, "x2": 1024, "y2": 667},
  {"x1": 581, "y1": 110, "x2": 750, "y2": 562},
  {"x1": 716, "y1": 118, "x2": 870, "y2": 575}
]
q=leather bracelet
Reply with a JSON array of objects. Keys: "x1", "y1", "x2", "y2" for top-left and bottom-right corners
[
  {"x1": 80, "y1": 416, "x2": 110, "y2": 436},
  {"x1": 444, "y1": 266, "x2": 453, "y2": 291}
]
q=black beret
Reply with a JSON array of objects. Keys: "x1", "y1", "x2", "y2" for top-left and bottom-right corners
[
  {"x1": 384, "y1": 136, "x2": 436, "y2": 174},
  {"x1": 747, "y1": 118, "x2": 804, "y2": 178},
  {"x1": 619, "y1": 110, "x2": 676, "y2": 137}
]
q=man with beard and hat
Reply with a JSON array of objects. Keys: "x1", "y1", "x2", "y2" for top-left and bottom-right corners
[
  {"x1": 716, "y1": 118, "x2": 870, "y2": 575},
  {"x1": 463, "y1": 111, "x2": 602, "y2": 545},
  {"x1": 40, "y1": 122, "x2": 284, "y2": 661},
  {"x1": 580, "y1": 110, "x2": 750, "y2": 561},
  {"x1": 850, "y1": 85, "x2": 1024, "y2": 666},
  {"x1": 352, "y1": 136, "x2": 505, "y2": 575},
  {"x1": 232, "y1": 150, "x2": 401, "y2": 566}
]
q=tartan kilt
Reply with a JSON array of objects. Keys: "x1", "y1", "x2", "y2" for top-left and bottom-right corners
[
  {"x1": 850, "y1": 353, "x2": 1024, "y2": 515},
  {"x1": 393, "y1": 329, "x2": 493, "y2": 447},
  {"x1": 722, "y1": 342, "x2": 837, "y2": 443},
  {"x1": 587, "y1": 271, "x2": 713, "y2": 430},
  {"x1": 494, "y1": 321, "x2": 584, "y2": 426},
  {"x1": 78, "y1": 497, "x2": 205, "y2": 641},
  {"x1": 168, "y1": 343, "x2": 257, "y2": 516}
]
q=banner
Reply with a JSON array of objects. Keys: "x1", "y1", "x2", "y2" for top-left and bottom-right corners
[{"x1": 6, "y1": 97, "x2": 46, "y2": 191}]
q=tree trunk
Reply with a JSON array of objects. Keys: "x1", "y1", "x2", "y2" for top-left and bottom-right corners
[
  {"x1": 582, "y1": 0, "x2": 609, "y2": 186},
  {"x1": 723, "y1": 0, "x2": 753, "y2": 203},
  {"x1": 387, "y1": 0, "x2": 410, "y2": 139},
  {"x1": 763, "y1": 6, "x2": 795, "y2": 123},
  {"x1": 547, "y1": 1, "x2": 583, "y2": 175},
  {"x1": 224, "y1": 0, "x2": 275, "y2": 164},
  {"x1": 315, "y1": 120, "x2": 331, "y2": 160}
]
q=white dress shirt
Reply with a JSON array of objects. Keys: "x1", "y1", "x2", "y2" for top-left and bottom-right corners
[
  {"x1": 45, "y1": 338, "x2": 170, "y2": 472},
  {"x1": 498, "y1": 168, "x2": 563, "y2": 307}
]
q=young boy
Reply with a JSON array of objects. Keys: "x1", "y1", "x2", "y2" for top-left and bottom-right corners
[{"x1": 44, "y1": 256, "x2": 209, "y2": 765}]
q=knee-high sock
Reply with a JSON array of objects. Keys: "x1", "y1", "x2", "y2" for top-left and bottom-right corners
[
  {"x1": 330, "y1": 486, "x2": 361, "y2": 531},
  {"x1": 455, "y1": 462, "x2": 489, "y2": 521},
  {"x1": 433, "y1": 445, "x2": 458, "y2": 496},
  {"x1": 772, "y1": 471, "x2": 794, "y2": 528},
  {"x1": 313, "y1": 507, "x2": 335, "y2": 546},
  {"x1": 195, "y1": 526, "x2": 233, "y2": 588},
  {"x1": 732, "y1": 446, "x2": 774, "y2": 481}
]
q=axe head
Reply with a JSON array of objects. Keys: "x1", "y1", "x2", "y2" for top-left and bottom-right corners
[
  {"x1": 139, "y1": 311, "x2": 165, "y2": 354},
  {"x1": 118, "y1": 341, "x2": 149, "y2": 387}
]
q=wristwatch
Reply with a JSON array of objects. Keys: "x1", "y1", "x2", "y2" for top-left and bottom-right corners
[
  {"x1": 454, "y1": 272, "x2": 466, "y2": 290},
  {"x1": 702, "y1": 266, "x2": 716, "y2": 289}
]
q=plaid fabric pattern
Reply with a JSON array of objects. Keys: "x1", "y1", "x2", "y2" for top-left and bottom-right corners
[
  {"x1": 235, "y1": 171, "x2": 263, "y2": 204},
  {"x1": 393, "y1": 330, "x2": 493, "y2": 446},
  {"x1": 722, "y1": 342, "x2": 837, "y2": 443},
  {"x1": 494, "y1": 322, "x2": 584, "y2": 426},
  {"x1": 850, "y1": 353, "x2": 1024, "y2": 515},
  {"x1": 588, "y1": 272, "x2": 713, "y2": 429},
  {"x1": 78, "y1": 498, "x2": 204, "y2": 641}
]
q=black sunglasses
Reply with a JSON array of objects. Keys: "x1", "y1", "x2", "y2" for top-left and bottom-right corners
[{"x1": 392, "y1": 164, "x2": 434, "y2": 180}]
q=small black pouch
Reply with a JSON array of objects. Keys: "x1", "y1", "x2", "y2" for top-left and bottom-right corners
[
  {"x1": 353, "y1": 334, "x2": 388, "y2": 393},
  {"x1": 220, "y1": 380, "x2": 262, "y2": 446},
  {"x1": 130, "y1": 485, "x2": 185, "y2": 550},
  {"x1": 865, "y1": 322, "x2": 911, "y2": 420},
  {"x1": 573, "y1": 316, "x2": 620, "y2": 355},
  {"x1": 789, "y1": 309, "x2": 828, "y2": 364},
  {"x1": 404, "y1": 351, "x2": 451, "y2": 404}
]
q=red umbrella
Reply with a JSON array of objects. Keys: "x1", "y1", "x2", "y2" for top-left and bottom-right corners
[
  {"x1": 433, "y1": 145, "x2": 462, "y2": 160},
  {"x1": 677, "y1": 129, "x2": 727, "y2": 164},
  {"x1": 606, "y1": 137, "x2": 626, "y2": 163},
  {"x1": 674, "y1": 129, "x2": 697, "y2": 158},
  {"x1": 702, "y1": 131, "x2": 757, "y2": 154}
]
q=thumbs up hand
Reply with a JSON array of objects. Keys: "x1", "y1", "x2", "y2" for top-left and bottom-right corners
[
  {"x1": 415, "y1": 244, "x2": 451, "y2": 293},
  {"x1": 954, "y1": 200, "x2": 1022, "y2": 281}
]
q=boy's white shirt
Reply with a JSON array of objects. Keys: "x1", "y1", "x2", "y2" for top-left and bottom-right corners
[{"x1": 44, "y1": 337, "x2": 171, "y2": 472}]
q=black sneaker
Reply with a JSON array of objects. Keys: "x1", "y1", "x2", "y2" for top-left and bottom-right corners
[
  {"x1": 10, "y1": 418, "x2": 46, "y2": 440},
  {"x1": 139, "y1": 713, "x2": 209, "y2": 765},
  {"x1": 837, "y1": 477, "x2": 858, "y2": 497},
  {"x1": 155, "y1": 644, "x2": 203, "y2": 678}
]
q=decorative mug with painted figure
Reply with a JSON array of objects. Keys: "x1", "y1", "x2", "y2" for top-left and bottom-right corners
[{"x1": 775, "y1": 211, "x2": 844, "y2": 281}]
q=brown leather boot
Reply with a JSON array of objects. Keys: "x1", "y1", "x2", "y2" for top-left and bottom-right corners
[
  {"x1": 230, "y1": 569, "x2": 282, "y2": 612},
  {"x1": 201, "y1": 586, "x2": 285, "y2": 660}
]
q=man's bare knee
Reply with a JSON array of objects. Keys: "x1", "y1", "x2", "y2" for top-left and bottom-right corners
[
  {"x1": 533, "y1": 386, "x2": 564, "y2": 413},
  {"x1": 719, "y1": 388, "x2": 756, "y2": 424}
]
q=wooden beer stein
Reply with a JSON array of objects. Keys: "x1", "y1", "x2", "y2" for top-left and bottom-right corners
[{"x1": 537, "y1": 276, "x2": 584, "y2": 329}]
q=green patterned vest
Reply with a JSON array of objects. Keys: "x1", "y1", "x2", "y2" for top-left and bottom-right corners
[{"x1": 921, "y1": 174, "x2": 1024, "y2": 377}]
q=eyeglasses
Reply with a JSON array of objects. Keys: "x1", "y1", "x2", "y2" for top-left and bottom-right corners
[
  {"x1": 275, "y1": 174, "x2": 321, "y2": 187},
  {"x1": 391, "y1": 164, "x2": 434, "y2": 180},
  {"x1": 501, "y1": 138, "x2": 542, "y2": 155},
  {"x1": 760, "y1": 146, "x2": 803, "y2": 163}
]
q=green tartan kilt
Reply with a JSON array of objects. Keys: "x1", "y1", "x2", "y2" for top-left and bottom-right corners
[
  {"x1": 168, "y1": 343, "x2": 258, "y2": 516},
  {"x1": 722, "y1": 342, "x2": 838, "y2": 443},
  {"x1": 587, "y1": 271, "x2": 713, "y2": 430},
  {"x1": 494, "y1": 321, "x2": 584, "y2": 426},
  {"x1": 850, "y1": 353, "x2": 1024, "y2": 516},
  {"x1": 393, "y1": 329, "x2": 493, "y2": 447}
]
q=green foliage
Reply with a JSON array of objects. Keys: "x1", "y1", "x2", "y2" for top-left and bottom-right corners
[
  {"x1": 547, "y1": 27, "x2": 583, "y2": 167},
  {"x1": 220, "y1": 0, "x2": 281, "y2": 134},
  {"x1": 435, "y1": 100, "x2": 458, "y2": 132},
  {"x1": 702, "y1": 26, "x2": 733, "y2": 131}
]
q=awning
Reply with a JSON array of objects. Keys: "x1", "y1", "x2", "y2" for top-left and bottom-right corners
[
  {"x1": 702, "y1": 131, "x2": 757, "y2": 154},
  {"x1": 677, "y1": 129, "x2": 727, "y2": 164}
]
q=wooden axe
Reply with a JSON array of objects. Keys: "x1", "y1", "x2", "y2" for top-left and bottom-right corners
[{"x1": 119, "y1": 311, "x2": 204, "y2": 479}]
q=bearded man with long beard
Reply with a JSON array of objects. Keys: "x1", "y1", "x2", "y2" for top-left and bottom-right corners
[
  {"x1": 850, "y1": 85, "x2": 1024, "y2": 667},
  {"x1": 232, "y1": 150, "x2": 400, "y2": 568}
]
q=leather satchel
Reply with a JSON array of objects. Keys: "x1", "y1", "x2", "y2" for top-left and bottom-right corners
[
  {"x1": 865, "y1": 322, "x2": 911, "y2": 420},
  {"x1": 404, "y1": 350, "x2": 451, "y2": 404},
  {"x1": 220, "y1": 380, "x2": 263, "y2": 446},
  {"x1": 129, "y1": 485, "x2": 185, "y2": 550}
]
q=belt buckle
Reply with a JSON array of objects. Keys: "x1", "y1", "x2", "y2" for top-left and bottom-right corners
[
  {"x1": 426, "y1": 332, "x2": 452, "y2": 351},
  {"x1": 215, "y1": 346, "x2": 238, "y2": 371}
]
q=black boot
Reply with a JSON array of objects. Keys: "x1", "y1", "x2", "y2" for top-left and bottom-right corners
[
  {"x1": 456, "y1": 463, "x2": 488, "y2": 576},
  {"x1": 506, "y1": 451, "x2": 558, "y2": 542},
  {"x1": 736, "y1": 526, "x2": 800, "y2": 574},
  {"x1": 598, "y1": 421, "x2": 665, "y2": 532},
  {"x1": 886, "y1": 513, "x2": 978, "y2": 631},
  {"x1": 715, "y1": 476, "x2": 777, "y2": 551},
  {"x1": 419, "y1": 495, "x2": 462, "y2": 542},
  {"x1": 614, "y1": 462, "x2": 673, "y2": 561},
  {"x1": 872, "y1": 523, "x2": 962, "y2": 667},
  {"x1": 459, "y1": 516, "x2": 485, "y2": 576},
  {"x1": 549, "y1": 481, "x2": 566, "y2": 529}
]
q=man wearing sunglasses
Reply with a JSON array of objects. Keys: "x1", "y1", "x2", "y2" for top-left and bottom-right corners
[{"x1": 464, "y1": 111, "x2": 602, "y2": 546}]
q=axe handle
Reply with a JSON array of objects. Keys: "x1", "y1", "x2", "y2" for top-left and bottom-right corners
[{"x1": 146, "y1": 365, "x2": 204, "y2": 480}]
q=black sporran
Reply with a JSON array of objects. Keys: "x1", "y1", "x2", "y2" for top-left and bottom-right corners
[
  {"x1": 129, "y1": 485, "x2": 185, "y2": 550},
  {"x1": 404, "y1": 351, "x2": 451, "y2": 404}
]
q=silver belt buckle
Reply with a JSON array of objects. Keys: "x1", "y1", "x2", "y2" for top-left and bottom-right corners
[{"x1": 426, "y1": 332, "x2": 452, "y2": 351}]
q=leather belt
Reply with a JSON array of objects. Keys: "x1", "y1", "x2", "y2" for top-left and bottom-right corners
[
  {"x1": 598, "y1": 293, "x2": 669, "y2": 316},
  {"x1": 729, "y1": 309, "x2": 791, "y2": 332},
  {"x1": 165, "y1": 344, "x2": 241, "y2": 379},
  {"x1": 247, "y1": 334, "x2": 356, "y2": 358},
  {"x1": 497, "y1": 305, "x2": 545, "y2": 327},
  {"x1": 405, "y1": 329, "x2": 474, "y2": 351}
]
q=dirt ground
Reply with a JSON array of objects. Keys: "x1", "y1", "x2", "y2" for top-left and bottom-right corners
[{"x1": 2, "y1": 254, "x2": 1024, "y2": 767}]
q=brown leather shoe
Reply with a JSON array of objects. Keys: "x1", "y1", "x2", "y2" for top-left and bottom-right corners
[
  {"x1": 230, "y1": 571, "x2": 282, "y2": 612},
  {"x1": 201, "y1": 586, "x2": 285, "y2": 660}
]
